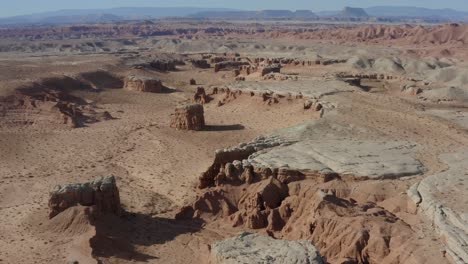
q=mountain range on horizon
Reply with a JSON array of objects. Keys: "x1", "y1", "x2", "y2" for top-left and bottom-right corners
[{"x1": 0, "y1": 6, "x2": 467, "y2": 26}]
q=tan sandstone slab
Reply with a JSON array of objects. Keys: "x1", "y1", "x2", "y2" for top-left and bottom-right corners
[
  {"x1": 411, "y1": 152, "x2": 468, "y2": 264},
  {"x1": 249, "y1": 140, "x2": 424, "y2": 179},
  {"x1": 211, "y1": 232, "x2": 323, "y2": 264}
]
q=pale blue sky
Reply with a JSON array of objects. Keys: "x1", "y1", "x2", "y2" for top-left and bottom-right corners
[{"x1": 1, "y1": 0, "x2": 467, "y2": 17}]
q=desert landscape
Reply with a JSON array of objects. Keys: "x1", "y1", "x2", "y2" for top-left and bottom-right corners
[{"x1": 0, "y1": 5, "x2": 468, "y2": 264}]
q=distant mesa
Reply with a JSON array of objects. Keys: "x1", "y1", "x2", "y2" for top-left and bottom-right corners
[
  {"x1": 339, "y1": 7, "x2": 369, "y2": 18},
  {"x1": 1, "y1": 6, "x2": 468, "y2": 25},
  {"x1": 190, "y1": 9, "x2": 317, "y2": 19}
]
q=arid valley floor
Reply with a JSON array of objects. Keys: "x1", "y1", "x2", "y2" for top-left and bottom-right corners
[{"x1": 0, "y1": 21, "x2": 468, "y2": 264}]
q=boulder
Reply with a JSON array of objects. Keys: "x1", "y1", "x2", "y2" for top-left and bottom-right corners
[
  {"x1": 170, "y1": 104, "x2": 205, "y2": 131},
  {"x1": 211, "y1": 232, "x2": 323, "y2": 264},
  {"x1": 48, "y1": 176, "x2": 121, "y2": 219},
  {"x1": 124, "y1": 76, "x2": 165, "y2": 93}
]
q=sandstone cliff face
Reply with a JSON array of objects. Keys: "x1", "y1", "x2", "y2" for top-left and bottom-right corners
[
  {"x1": 170, "y1": 104, "x2": 205, "y2": 131},
  {"x1": 124, "y1": 76, "x2": 165, "y2": 93},
  {"x1": 48, "y1": 176, "x2": 121, "y2": 219}
]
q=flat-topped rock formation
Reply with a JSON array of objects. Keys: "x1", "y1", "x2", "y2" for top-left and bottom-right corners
[
  {"x1": 48, "y1": 176, "x2": 121, "y2": 218},
  {"x1": 170, "y1": 104, "x2": 205, "y2": 131},
  {"x1": 211, "y1": 232, "x2": 323, "y2": 264},
  {"x1": 124, "y1": 76, "x2": 165, "y2": 93},
  {"x1": 227, "y1": 79, "x2": 357, "y2": 99}
]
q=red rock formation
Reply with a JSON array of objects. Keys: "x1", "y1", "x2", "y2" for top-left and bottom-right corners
[
  {"x1": 124, "y1": 76, "x2": 165, "y2": 93},
  {"x1": 170, "y1": 104, "x2": 205, "y2": 131},
  {"x1": 193, "y1": 87, "x2": 211, "y2": 104}
]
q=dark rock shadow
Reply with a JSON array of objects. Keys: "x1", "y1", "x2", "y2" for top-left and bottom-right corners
[
  {"x1": 203, "y1": 124, "x2": 245, "y2": 131},
  {"x1": 90, "y1": 211, "x2": 204, "y2": 262},
  {"x1": 359, "y1": 85, "x2": 371, "y2": 92},
  {"x1": 160, "y1": 86, "x2": 179, "y2": 94},
  {"x1": 79, "y1": 71, "x2": 124, "y2": 89}
]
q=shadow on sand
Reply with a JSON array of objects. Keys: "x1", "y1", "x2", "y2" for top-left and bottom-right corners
[
  {"x1": 90, "y1": 211, "x2": 204, "y2": 262},
  {"x1": 203, "y1": 124, "x2": 245, "y2": 131}
]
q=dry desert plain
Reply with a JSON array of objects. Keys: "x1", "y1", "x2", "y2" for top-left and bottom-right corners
[{"x1": 0, "y1": 21, "x2": 468, "y2": 264}]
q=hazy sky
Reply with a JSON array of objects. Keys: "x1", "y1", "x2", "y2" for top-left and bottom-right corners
[{"x1": 1, "y1": 0, "x2": 468, "y2": 17}]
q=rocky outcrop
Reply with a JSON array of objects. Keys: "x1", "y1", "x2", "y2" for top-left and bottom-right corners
[
  {"x1": 400, "y1": 84, "x2": 422, "y2": 95},
  {"x1": 48, "y1": 176, "x2": 121, "y2": 219},
  {"x1": 0, "y1": 77, "x2": 112, "y2": 129},
  {"x1": 197, "y1": 136, "x2": 289, "y2": 189},
  {"x1": 191, "y1": 59, "x2": 210, "y2": 69},
  {"x1": 193, "y1": 87, "x2": 211, "y2": 104},
  {"x1": 260, "y1": 64, "x2": 281, "y2": 76},
  {"x1": 0, "y1": 91, "x2": 79, "y2": 128},
  {"x1": 337, "y1": 72, "x2": 399, "y2": 81},
  {"x1": 149, "y1": 59, "x2": 180, "y2": 71},
  {"x1": 263, "y1": 73, "x2": 298, "y2": 81},
  {"x1": 184, "y1": 175, "x2": 431, "y2": 263},
  {"x1": 304, "y1": 99, "x2": 323, "y2": 111},
  {"x1": 211, "y1": 232, "x2": 324, "y2": 264},
  {"x1": 170, "y1": 104, "x2": 205, "y2": 131},
  {"x1": 230, "y1": 177, "x2": 289, "y2": 229},
  {"x1": 124, "y1": 76, "x2": 165, "y2": 93},
  {"x1": 214, "y1": 61, "x2": 250, "y2": 72}
]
